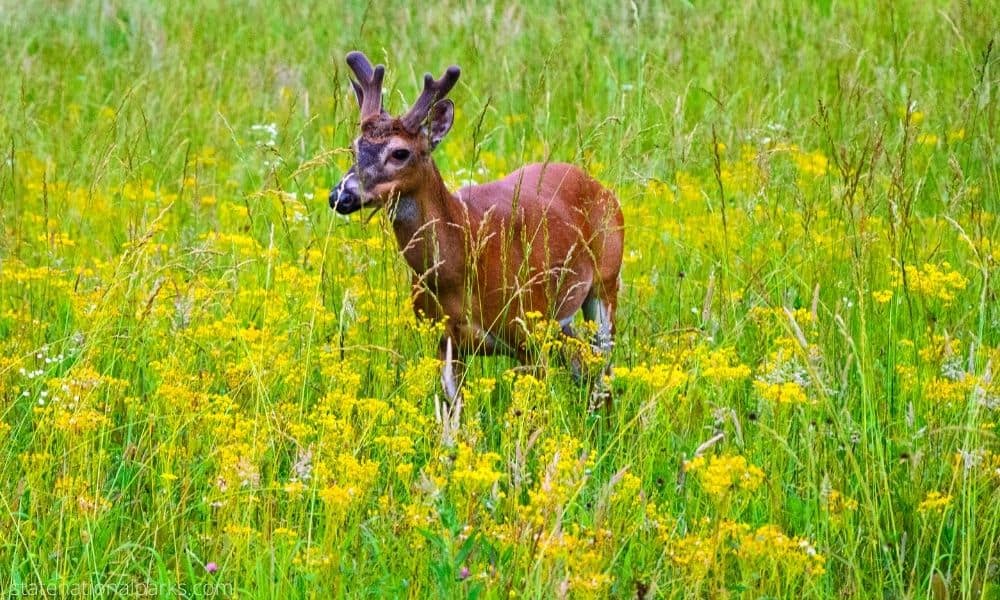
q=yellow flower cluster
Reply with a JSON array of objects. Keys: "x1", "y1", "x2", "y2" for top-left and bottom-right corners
[
  {"x1": 754, "y1": 380, "x2": 811, "y2": 405},
  {"x1": 917, "y1": 334, "x2": 959, "y2": 365},
  {"x1": 917, "y1": 491, "x2": 953, "y2": 514},
  {"x1": 696, "y1": 141, "x2": 833, "y2": 200},
  {"x1": 750, "y1": 307, "x2": 815, "y2": 329},
  {"x1": 607, "y1": 470, "x2": 645, "y2": 520},
  {"x1": 719, "y1": 145, "x2": 765, "y2": 196},
  {"x1": 452, "y1": 442, "x2": 504, "y2": 496},
  {"x1": 51, "y1": 407, "x2": 111, "y2": 434},
  {"x1": 535, "y1": 525, "x2": 615, "y2": 594},
  {"x1": 738, "y1": 524, "x2": 827, "y2": 576},
  {"x1": 684, "y1": 454, "x2": 765, "y2": 498},
  {"x1": 318, "y1": 454, "x2": 380, "y2": 520},
  {"x1": 696, "y1": 346, "x2": 752, "y2": 384},
  {"x1": 667, "y1": 519, "x2": 826, "y2": 583},
  {"x1": 893, "y1": 262, "x2": 968, "y2": 304},
  {"x1": 292, "y1": 546, "x2": 335, "y2": 569},
  {"x1": 615, "y1": 363, "x2": 688, "y2": 392},
  {"x1": 458, "y1": 435, "x2": 620, "y2": 597},
  {"x1": 503, "y1": 372, "x2": 550, "y2": 426},
  {"x1": 786, "y1": 145, "x2": 829, "y2": 178},
  {"x1": 465, "y1": 377, "x2": 497, "y2": 403},
  {"x1": 872, "y1": 289, "x2": 894, "y2": 304},
  {"x1": 924, "y1": 376, "x2": 978, "y2": 405},
  {"x1": 519, "y1": 435, "x2": 596, "y2": 527},
  {"x1": 402, "y1": 356, "x2": 444, "y2": 399},
  {"x1": 825, "y1": 489, "x2": 859, "y2": 523}
]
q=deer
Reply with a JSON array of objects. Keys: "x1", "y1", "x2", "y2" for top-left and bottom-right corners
[{"x1": 329, "y1": 51, "x2": 624, "y2": 430}]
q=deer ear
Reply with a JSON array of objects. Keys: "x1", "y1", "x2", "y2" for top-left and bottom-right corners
[{"x1": 426, "y1": 99, "x2": 454, "y2": 150}]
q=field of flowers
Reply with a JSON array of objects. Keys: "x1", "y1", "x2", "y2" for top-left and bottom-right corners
[{"x1": 1, "y1": 1, "x2": 998, "y2": 598}]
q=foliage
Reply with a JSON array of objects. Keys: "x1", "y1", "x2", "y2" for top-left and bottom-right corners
[{"x1": 1, "y1": 0, "x2": 998, "y2": 597}]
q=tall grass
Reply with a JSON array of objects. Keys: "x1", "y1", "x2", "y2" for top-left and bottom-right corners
[{"x1": 1, "y1": 0, "x2": 998, "y2": 597}]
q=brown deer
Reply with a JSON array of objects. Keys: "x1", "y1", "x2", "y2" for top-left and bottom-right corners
[{"x1": 330, "y1": 51, "x2": 623, "y2": 422}]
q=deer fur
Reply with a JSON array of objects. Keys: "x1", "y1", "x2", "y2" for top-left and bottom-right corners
[{"x1": 330, "y1": 51, "x2": 624, "y2": 409}]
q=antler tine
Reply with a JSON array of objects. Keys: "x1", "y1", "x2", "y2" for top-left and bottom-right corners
[
  {"x1": 346, "y1": 51, "x2": 385, "y2": 121},
  {"x1": 401, "y1": 65, "x2": 461, "y2": 133}
]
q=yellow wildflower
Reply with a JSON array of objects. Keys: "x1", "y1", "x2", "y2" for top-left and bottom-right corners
[
  {"x1": 754, "y1": 380, "x2": 810, "y2": 405},
  {"x1": 684, "y1": 454, "x2": 765, "y2": 498},
  {"x1": 697, "y1": 347, "x2": 752, "y2": 384},
  {"x1": 918, "y1": 491, "x2": 953, "y2": 514},
  {"x1": 283, "y1": 480, "x2": 307, "y2": 497},
  {"x1": 615, "y1": 363, "x2": 688, "y2": 391},
  {"x1": 893, "y1": 262, "x2": 968, "y2": 304},
  {"x1": 872, "y1": 289, "x2": 893, "y2": 304},
  {"x1": 452, "y1": 442, "x2": 503, "y2": 495},
  {"x1": 825, "y1": 489, "x2": 858, "y2": 523}
]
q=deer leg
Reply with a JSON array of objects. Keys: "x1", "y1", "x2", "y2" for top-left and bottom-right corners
[
  {"x1": 435, "y1": 336, "x2": 464, "y2": 446},
  {"x1": 559, "y1": 316, "x2": 586, "y2": 384},
  {"x1": 582, "y1": 296, "x2": 614, "y2": 355},
  {"x1": 582, "y1": 288, "x2": 616, "y2": 410},
  {"x1": 438, "y1": 335, "x2": 464, "y2": 405}
]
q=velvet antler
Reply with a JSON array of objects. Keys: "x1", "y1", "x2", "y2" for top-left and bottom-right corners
[
  {"x1": 346, "y1": 51, "x2": 385, "y2": 122},
  {"x1": 400, "y1": 65, "x2": 461, "y2": 133}
]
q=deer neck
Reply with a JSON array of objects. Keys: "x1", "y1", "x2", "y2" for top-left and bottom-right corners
[{"x1": 388, "y1": 161, "x2": 466, "y2": 286}]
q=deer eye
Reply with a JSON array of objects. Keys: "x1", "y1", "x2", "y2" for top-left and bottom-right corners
[{"x1": 390, "y1": 148, "x2": 411, "y2": 162}]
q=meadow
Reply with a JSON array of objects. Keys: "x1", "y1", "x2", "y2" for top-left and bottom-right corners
[{"x1": 1, "y1": 0, "x2": 998, "y2": 597}]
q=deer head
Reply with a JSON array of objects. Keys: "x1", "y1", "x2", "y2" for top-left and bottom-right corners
[{"x1": 330, "y1": 51, "x2": 461, "y2": 215}]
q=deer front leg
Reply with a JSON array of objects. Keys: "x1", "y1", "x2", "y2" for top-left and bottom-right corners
[
  {"x1": 438, "y1": 335, "x2": 464, "y2": 405},
  {"x1": 435, "y1": 335, "x2": 464, "y2": 447},
  {"x1": 582, "y1": 293, "x2": 616, "y2": 411},
  {"x1": 559, "y1": 317, "x2": 587, "y2": 384}
]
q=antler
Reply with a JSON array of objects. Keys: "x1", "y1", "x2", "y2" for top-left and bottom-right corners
[
  {"x1": 400, "y1": 65, "x2": 461, "y2": 133},
  {"x1": 346, "y1": 51, "x2": 385, "y2": 122}
]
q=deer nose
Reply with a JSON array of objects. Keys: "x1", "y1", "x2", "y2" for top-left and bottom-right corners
[
  {"x1": 330, "y1": 170, "x2": 363, "y2": 214},
  {"x1": 330, "y1": 188, "x2": 360, "y2": 214}
]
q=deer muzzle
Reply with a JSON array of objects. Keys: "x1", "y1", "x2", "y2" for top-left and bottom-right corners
[{"x1": 330, "y1": 167, "x2": 363, "y2": 214}]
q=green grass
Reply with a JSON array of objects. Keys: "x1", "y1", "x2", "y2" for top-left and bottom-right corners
[{"x1": 1, "y1": 0, "x2": 998, "y2": 597}]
